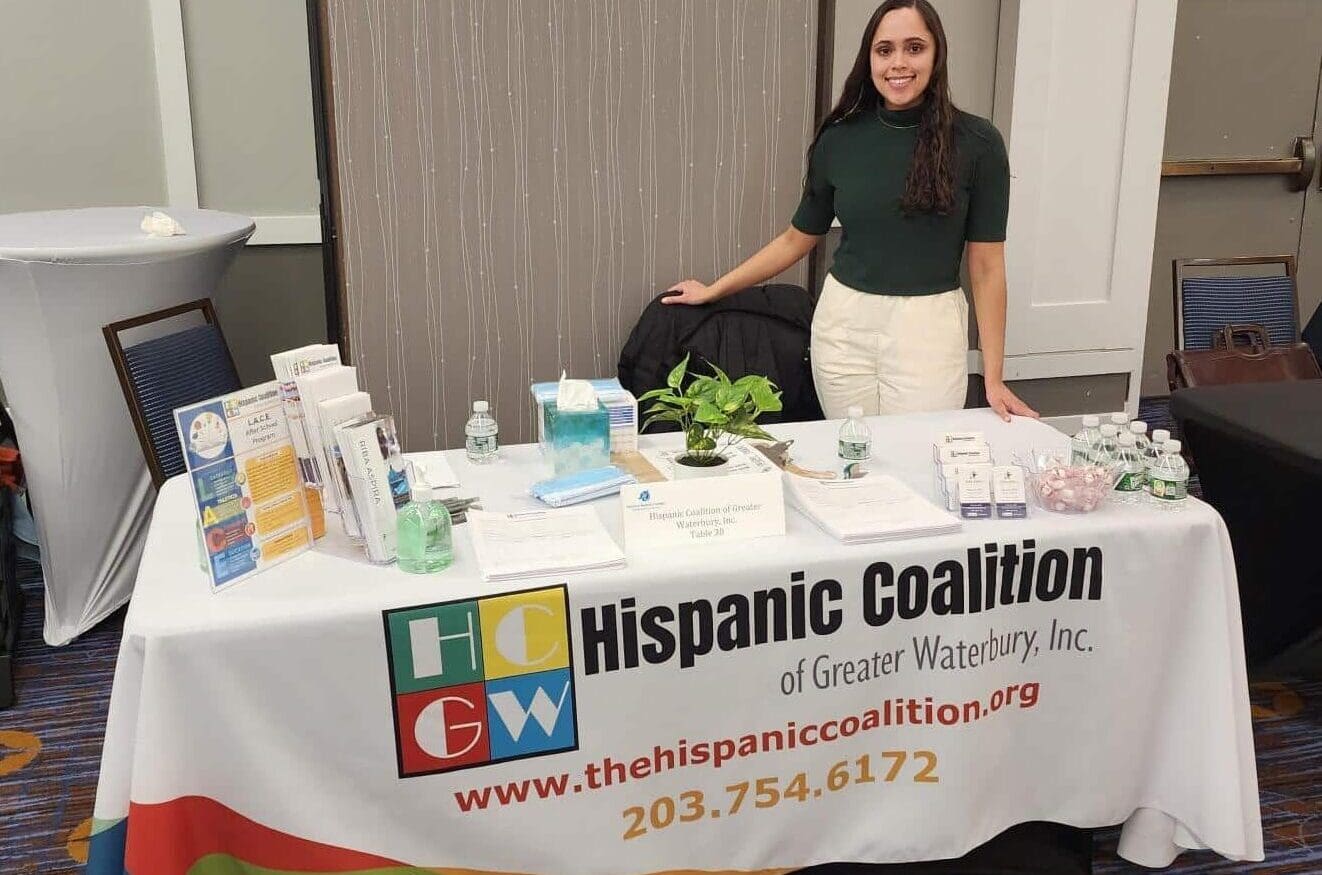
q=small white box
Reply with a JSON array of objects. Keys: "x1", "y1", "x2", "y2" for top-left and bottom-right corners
[
  {"x1": 937, "y1": 444, "x2": 992, "y2": 466},
  {"x1": 932, "y1": 431, "x2": 987, "y2": 461}
]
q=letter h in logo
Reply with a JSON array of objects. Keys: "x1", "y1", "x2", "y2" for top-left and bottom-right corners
[{"x1": 383, "y1": 584, "x2": 578, "y2": 777}]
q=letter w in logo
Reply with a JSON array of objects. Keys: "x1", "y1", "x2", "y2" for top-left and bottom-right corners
[{"x1": 484, "y1": 669, "x2": 576, "y2": 759}]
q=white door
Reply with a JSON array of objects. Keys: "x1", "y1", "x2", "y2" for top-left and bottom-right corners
[{"x1": 998, "y1": 0, "x2": 1177, "y2": 416}]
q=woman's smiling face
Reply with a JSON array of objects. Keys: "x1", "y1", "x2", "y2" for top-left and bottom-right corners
[{"x1": 870, "y1": 6, "x2": 936, "y2": 110}]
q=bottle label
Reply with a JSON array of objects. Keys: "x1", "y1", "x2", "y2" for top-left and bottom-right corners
[
  {"x1": 1114, "y1": 471, "x2": 1145, "y2": 492},
  {"x1": 467, "y1": 435, "x2": 498, "y2": 454},
  {"x1": 1150, "y1": 477, "x2": 1186, "y2": 500},
  {"x1": 839, "y1": 439, "x2": 869, "y2": 461}
]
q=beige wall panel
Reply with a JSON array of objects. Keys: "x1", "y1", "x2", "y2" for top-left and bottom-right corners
[{"x1": 325, "y1": 0, "x2": 818, "y2": 449}]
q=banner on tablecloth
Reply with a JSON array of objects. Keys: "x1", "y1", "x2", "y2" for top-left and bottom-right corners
[{"x1": 88, "y1": 516, "x2": 1263, "y2": 875}]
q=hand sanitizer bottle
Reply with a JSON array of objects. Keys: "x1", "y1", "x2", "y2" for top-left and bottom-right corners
[{"x1": 396, "y1": 485, "x2": 454, "y2": 573}]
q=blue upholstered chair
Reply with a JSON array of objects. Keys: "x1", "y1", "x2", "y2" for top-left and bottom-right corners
[
  {"x1": 1173, "y1": 256, "x2": 1300, "y2": 352},
  {"x1": 103, "y1": 299, "x2": 241, "y2": 487}
]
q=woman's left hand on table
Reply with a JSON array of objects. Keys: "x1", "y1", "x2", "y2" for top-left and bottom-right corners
[{"x1": 985, "y1": 379, "x2": 1039, "y2": 422}]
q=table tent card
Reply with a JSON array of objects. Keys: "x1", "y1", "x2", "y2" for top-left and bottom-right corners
[
  {"x1": 293, "y1": 365, "x2": 359, "y2": 513},
  {"x1": 270, "y1": 343, "x2": 342, "y2": 538},
  {"x1": 174, "y1": 381, "x2": 314, "y2": 591}
]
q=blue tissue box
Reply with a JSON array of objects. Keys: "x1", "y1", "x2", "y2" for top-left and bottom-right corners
[{"x1": 544, "y1": 400, "x2": 610, "y2": 476}]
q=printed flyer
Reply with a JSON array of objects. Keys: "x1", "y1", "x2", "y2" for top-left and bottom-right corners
[{"x1": 174, "y1": 381, "x2": 314, "y2": 591}]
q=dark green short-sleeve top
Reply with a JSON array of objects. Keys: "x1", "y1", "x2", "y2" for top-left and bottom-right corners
[{"x1": 791, "y1": 105, "x2": 1010, "y2": 295}]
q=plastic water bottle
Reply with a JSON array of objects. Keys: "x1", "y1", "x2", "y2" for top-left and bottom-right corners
[
  {"x1": 1071, "y1": 414, "x2": 1102, "y2": 465},
  {"x1": 1096, "y1": 423, "x2": 1120, "y2": 465},
  {"x1": 1111, "y1": 432, "x2": 1146, "y2": 502},
  {"x1": 838, "y1": 406, "x2": 871, "y2": 478},
  {"x1": 1147, "y1": 428, "x2": 1171, "y2": 471},
  {"x1": 1110, "y1": 411, "x2": 1130, "y2": 431},
  {"x1": 465, "y1": 400, "x2": 500, "y2": 463},
  {"x1": 1129, "y1": 420, "x2": 1151, "y2": 456},
  {"x1": 396, "y1": 484, "x2": 454, "y2": 573},
  {"x1": 1148, "y1": 440, "x2": 1189, "y2": 510}
]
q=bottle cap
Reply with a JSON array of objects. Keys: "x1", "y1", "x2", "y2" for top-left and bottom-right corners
[
  {"x1": 846, "y1": 405, "x2": 864, "y2": 420},
  {"x1": 1164, "y1": 439, "x2": 1181, "y2": 454},
  {"x1": 1081, "y1": 414, "x2": 1100, "y2": 427},
  {"x1": 473, "y1": 400, "x2": 489, "y2": 413},
  {"x1": 1100, "y1": 424, "x2": 1118, "y2": 436},
  {"x1": 1110, "y1": 412, "x2": 1129, "y2": 425},
  {"x1": 1152, "y1": 429, "x2": 1171, "y2": 443},
  {"x1": 1129, "y1": 421, "x2": 1147, "y2": 434},
  {"x1": 1117, "y1": 432, "x2": 1135, "y2": 446}
]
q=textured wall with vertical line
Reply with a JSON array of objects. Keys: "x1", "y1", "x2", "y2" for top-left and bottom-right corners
[{"x1": 324, "y1": 0, "x2": 818, "y2": 449}]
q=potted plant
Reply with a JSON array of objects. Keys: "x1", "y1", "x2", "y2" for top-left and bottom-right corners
[{"x1": 638, "y1": 354, "x2": 783, "y2": 479}]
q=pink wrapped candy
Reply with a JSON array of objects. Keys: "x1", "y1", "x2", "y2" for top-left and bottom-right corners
[{"x1": 1029, "y1": 463, "x2": 1111, "y2": 513}]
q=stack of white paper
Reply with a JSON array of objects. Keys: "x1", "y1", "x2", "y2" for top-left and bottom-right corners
[
  {"x1": 467, "y1": 507, "x2": 626, "y2": 581},
  {"x1": 786, "y1": 473, "x2": 960, "y2": 544}
]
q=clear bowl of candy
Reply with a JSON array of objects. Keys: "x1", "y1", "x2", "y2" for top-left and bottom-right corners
[{"x1": 1016, "y1": 449, "x2": 1117, "y2": 514}]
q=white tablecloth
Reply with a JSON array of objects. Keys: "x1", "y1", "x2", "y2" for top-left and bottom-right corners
[
  {"x1": 0, "y1": 207, "x2": 254, "y2": 645},
  {"x1": 89, "y1": 410, "x2": 1263, "y2": 873}
]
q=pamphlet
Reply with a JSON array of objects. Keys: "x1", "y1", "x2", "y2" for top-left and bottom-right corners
[
  {"x1": 270, "y1": 344, "x2": 342, "y2": 537},
  {"x1": 316, "y1": 391, "x2": 373, "y2": 540},
  {"x1": 335, "y1": 413, "x2": 410, "y2": 564},
  {"x1": 294, "y1": 365, "x2": 359, "y2": 512},
  {"x1": 174, "y1": 382, "x2": 314, "y2": 591}
]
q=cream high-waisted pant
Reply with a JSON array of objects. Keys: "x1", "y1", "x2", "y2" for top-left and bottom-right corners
[{"x1": 810, "y1": 273, "x2": 969, "y2": 418}]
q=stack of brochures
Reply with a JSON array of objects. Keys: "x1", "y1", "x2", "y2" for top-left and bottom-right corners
[
  {"x1": 529, "y1": 466, "x2": 636, "y2": 507},
  {"x1": 786, "y1": 473, "x2": 960, "y2": 544},
  {"x1": 467, "y1": 507, "x2": 626, "y2": 581}
]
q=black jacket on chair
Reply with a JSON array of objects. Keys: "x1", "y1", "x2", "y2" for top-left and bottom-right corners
[{"x1": 617, "y1": 284, "x2": 825, "y2": 430}]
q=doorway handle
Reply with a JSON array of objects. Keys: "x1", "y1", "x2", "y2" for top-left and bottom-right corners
[{"x1": 1162, "y1": 136, "x2": 1316, "y2": 191}]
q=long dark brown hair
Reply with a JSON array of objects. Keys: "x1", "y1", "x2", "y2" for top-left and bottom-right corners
[{"x1": 808, "y1": 0, "x2": 957, "y2": 215}]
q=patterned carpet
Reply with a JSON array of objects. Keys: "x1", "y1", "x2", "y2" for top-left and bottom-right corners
[{"x1": 0, "y1": 401, "x2": 1317, "y2": 873}]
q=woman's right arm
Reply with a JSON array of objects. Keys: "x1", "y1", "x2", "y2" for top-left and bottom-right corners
[{"x1": 663, "y1": 226, "x2": 823, "y2": 305}]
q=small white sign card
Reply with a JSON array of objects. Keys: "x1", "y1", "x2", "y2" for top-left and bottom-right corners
[{"x1": 619, "y1": 471, "x2": 786, "y2": 550}]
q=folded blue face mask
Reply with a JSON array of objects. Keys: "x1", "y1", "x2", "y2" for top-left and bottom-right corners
[{"x1": 529, "y1": 465, "x2": 636, "y2": 507}]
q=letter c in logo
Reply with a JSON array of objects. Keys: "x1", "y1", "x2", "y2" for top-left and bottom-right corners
[{"x1": 495, "y1": 604, "x2": 559, "y2": 666}]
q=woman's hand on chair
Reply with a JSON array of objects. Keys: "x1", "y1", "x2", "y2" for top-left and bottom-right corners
[
  {"x1": 985, "y1": 379, "x2": 1039, "y2": 422},
  {"x1": 663, "y1": 280, "x2": 717, "y2": 306}
]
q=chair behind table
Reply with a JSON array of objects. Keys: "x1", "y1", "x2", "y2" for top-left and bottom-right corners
[{"x1": 103, "y1": 298, "x2": 242, "y2": 488}]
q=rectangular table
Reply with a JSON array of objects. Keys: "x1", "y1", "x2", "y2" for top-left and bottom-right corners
[
  {"x1": 1171, "y1": 380, "x2": 1322, "y2": 661},
  {"x1": 88, "y1": 410, "x2": 1263, "y2": 874}
]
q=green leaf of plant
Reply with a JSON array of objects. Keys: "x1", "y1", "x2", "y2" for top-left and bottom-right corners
[
  {"x1": 694, "y1": 401, "x2": 727, "y2": 425},
  {"x1": 638, "y1": 387, "x2": 674, "y2": 402},
  {"x1": 749, "y1": 384, "x2": 782, "y2": 411},
  {"x1": 726, "y1": 422, "x2": 777, "y2": 442},
  {"x1": 704, "y1": 359, "x2": 731, "y2": 385},
  {"x1": 666, "y1": 354, "x2": 690, "y2": 390},
  {"x1": 642, "y1": 412, "x2": 687, "y2": 432}
]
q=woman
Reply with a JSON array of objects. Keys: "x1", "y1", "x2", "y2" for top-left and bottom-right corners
[{"x1": 665, "y1": 0, "x2": 1036, "y2": 423}]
